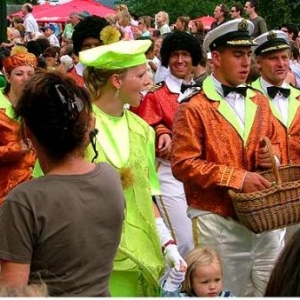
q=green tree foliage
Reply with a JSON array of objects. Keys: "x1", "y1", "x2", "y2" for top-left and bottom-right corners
[
  {"x1": 7, "y1": 0, "x2": 38, "y2": 4},
  {"x1": 117, "y1": 0, "x2": 298, "y2": 30},
  {"x1": 287, "y1": 0, "x2": 300, "y2": 26},
  {"x1": 259, "y1": 0, "x2": 291, "y2": 29}
]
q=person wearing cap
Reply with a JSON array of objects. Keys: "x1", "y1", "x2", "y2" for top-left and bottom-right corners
[
  {"x1": 44, "y1": 24, "x2": 60, "y2": 47},
  {"x1": 80, "y1": 39, "x2": 185, "y2": 296},
  {"x1": 252, "y1": 30, "x2": 300, "y2": 242},
  {"x1": 137, "y1": 31, "x2": 202, "y2": 258},
  {"x1": 70, "y1": 16, "x2": 110, "y2": 86},
  {"x1": 171, "y1": 19, "x2": 284, "y2": 296},
  {"x1": 252, "y1": 30, "x2": 300, "y2": 166},
  {"x1": 0, "y1": 46, "x2": 37, "y2": 204}
]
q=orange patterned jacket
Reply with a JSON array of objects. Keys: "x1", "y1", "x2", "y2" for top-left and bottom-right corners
[
  {"x1": 252, "y1": 78, "x2": 300, "y2": 165},
  {"x1": 0, "y1": 109, "x2": 35, "y2": 204},
  {"x1": 171, "y1": 78, "x2": 282, "y2": 219}
]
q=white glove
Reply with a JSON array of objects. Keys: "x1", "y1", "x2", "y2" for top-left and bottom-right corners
[
  {"x1": 155, "y1": 217, "x2": 174, "y2": 246},
  {"x1": 164, "y1": 244, "x2": 187, "y2": 270},
  {"x1": 155, "y1": 217, "x2": 187, "y2": 269},
  {"x1": 163, "y1": 266, "x2": 186, "y2": 292}
]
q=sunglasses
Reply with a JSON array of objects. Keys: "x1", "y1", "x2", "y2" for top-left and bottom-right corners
[{"x1": 231, "y1": 9, "x2": 236, "y2": 12}]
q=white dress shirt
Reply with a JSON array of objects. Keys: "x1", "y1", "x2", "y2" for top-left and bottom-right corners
[
  {"x1": 165, "y1": 73, "x2": 200, "y2": 103},
  {"x1": 260, "y1": 77, "x2": 289, "y2": 126},
  {"x1": 211, "y1": 75, "x2": 246, "y2": 131}
]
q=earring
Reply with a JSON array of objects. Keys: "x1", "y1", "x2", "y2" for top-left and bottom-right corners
[{"x1": 115, "y1": 88, "x2": 120, "y2": 98}]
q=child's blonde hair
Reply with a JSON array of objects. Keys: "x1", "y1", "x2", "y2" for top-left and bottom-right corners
[
  {"x1": 182, "y1": 247, "x2": 223, "y2": 295},
  {"x1": 117, "y1": 10, "x2": 131, "y2": 26},
  {"x1": 157, "y1": 11, "x2": 169, "y2": 25}
]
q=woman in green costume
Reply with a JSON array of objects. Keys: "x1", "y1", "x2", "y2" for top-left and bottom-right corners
[{"x1": 79, "y1": 38, "x2": 186, "y2": 296}]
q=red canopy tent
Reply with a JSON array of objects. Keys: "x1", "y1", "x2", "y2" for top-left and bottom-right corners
[
  {"x1": 14, "y1": 0, "x2": 116, "y2": 23},
  {"x1": 197, "y1": 16, "x2": 216, "y2": 30}
]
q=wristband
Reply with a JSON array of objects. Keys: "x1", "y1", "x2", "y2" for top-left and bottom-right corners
[{"x1": 162, "y1": 239, "x2": 176, "y2": 252}]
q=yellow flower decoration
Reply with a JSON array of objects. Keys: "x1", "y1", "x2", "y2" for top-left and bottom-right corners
[
  {"x1": 100, "y1": 25, "x2": 121, "y2": 45},
  {"x1": 10, "y1": 45, "x2": 28, "y2": 56},
  {"x1": 119, "y1": 167, "x2": 135, "y2": 190}
]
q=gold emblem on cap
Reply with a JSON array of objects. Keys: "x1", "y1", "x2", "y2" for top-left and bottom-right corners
[
  {"x1": 267, "y1": 31, "x2": 277, "y2": 40},
  {"x1": 238, "y1": 19, "x2": 248, "y2": 31}
]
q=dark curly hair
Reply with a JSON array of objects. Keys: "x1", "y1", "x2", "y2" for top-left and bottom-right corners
[
  {"x1": 72, "y1": 15, "x2": 109, "y2": 55},
  {"x1": 15, "y1": 71, "x2": 92, "y2": 161},
  {"x1": 160, "y1": 31, "x2": 202, "y2": 68}
]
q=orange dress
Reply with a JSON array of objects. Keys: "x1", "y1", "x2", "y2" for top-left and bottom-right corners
[
  {"x1": 171, "y1": 78, "x2": 281, "y2": 219},
  {"x1": 0, "y1": 92, "x2": 36, "y2": 204}
]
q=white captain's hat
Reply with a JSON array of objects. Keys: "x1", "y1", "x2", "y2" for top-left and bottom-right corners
[
  {"x1": 253, "y1": 30, "x2": 290, "y2": 56},
  {"x1": 203, "y1": 19, "x2": 256, "y2": 52}
]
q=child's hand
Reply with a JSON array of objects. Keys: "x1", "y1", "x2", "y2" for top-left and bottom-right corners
[
  {"x1": 163, "y1": 265, "x2": 186, "y2": 292},
  {"x1": 164, "y1": 244, "x2": 187, "y2": 270}
]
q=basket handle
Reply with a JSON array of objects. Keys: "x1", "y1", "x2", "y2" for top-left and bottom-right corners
[{"x1": 262, "y1": 137, "x2": 282, "y2": 188}]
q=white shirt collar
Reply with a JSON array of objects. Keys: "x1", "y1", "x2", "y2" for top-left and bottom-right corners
[
  {"x1": 211, "y1": 74, "x2": 247, "y2": 97},
  {"x1": 165, "y1": 73, "x2": 197, "y2": 102},
  {"x1": 210, "y1": 74, "x2": 224, "y2": 96},
  {"x1": 165, "y1": 73, "x2": 194, "y2": 94},
  {"x1": 260, "y1": 77, "x2": 289, "y2": 94}
]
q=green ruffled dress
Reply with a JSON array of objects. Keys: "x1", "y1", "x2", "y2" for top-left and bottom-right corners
[{"x1": 85, "y1": 105, "x2": 164, "y2": 296}]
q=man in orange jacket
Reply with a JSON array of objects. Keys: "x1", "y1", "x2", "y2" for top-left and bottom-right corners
[{"x1": 171, "y1": 19, "x2": 285, "y2": 296}]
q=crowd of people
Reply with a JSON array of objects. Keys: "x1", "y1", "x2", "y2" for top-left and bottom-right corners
[{"x1": 1, "y1": 0, "x2": 300, "y2": 297}]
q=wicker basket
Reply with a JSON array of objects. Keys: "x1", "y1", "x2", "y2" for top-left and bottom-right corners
[{"x1": 228, "y1": 137, "x2": 300, "y2": 233}]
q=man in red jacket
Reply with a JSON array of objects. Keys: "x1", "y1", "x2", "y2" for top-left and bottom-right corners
[{"x1": 138, "y1": 31, "x2": 201, "y2": 257}]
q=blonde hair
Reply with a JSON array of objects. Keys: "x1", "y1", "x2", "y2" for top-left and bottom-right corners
[
  {"x1": 117, "y1": 10, "x2": 131, "y2": 26},
  {"x1": 182, "y1": 247, "x2": 223, "y2": 296},
  {"x1": 83, "y1": 67, "x2": 127, "y2": 100},
  {"x1": 157, "y1": 11, "x2": 169, "y2": 25},
  {"x1": 115, "y1": 4, "x2": 128, "y2": 12},
  {"x1": 0, "y1": 283, "x2": 48, "y2": 297}
]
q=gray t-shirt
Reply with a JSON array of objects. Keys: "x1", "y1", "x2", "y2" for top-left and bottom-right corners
[
  {"x1": 0, "y1": 163, "x2": 124, "y2": 296},
  {"x1": 250, "y1": 16, "x2": 268, "y2": 38}
]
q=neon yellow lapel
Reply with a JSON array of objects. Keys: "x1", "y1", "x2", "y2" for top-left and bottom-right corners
[
  {"x1": 244, "y1": 89, "x2": 257, "y2": 144},
  {"x1": 203, "y1": 77, "x2": 257, "y2": 143},
  {"x1": 252, "y1": 79, "x2": 285, "y2": 125},
  {"x1": 287, "y1": 87, "x2": 300, "y2": 128}
]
